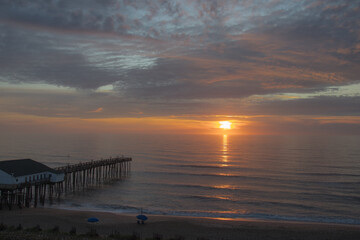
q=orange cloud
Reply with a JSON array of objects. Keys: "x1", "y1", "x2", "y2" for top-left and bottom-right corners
[{"x1": 89, "y1": 107, "x2": 103, "y2": 113}]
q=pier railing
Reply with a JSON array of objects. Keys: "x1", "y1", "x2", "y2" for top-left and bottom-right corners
[{"x1": 0, "y1": 156, "x2": 132, "y2": 210}]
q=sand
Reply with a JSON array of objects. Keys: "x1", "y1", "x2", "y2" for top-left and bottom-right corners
[{"x1": 0, "y1": 207, "x2": 360, "y2": 240}]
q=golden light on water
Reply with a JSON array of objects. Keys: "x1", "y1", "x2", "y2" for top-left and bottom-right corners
[
  {"x1": 219, "y1": 121, "x2": 232, "y2": 129},
  {"x1": 222, "y1": 134, "x2": 228, "y2": 165}
]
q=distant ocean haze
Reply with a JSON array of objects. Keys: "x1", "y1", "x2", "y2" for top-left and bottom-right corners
[{"x1": 1, "y1": 133, "x2": 360, "y2": 224}]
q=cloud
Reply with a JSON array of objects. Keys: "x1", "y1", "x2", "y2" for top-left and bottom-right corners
[
  {"x1": 243, "y1": 96, "x2": 360, "y2": 116},
  {"x1": 0, "y1": 0, "x2": 360, "y2": 131},
  {"x1": 89, "y1": 107, "x2": 103, "y2": 113}
]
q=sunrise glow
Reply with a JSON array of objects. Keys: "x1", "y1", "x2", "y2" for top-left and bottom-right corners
[{"x1": 219, "y1": 121, "x2": 232, "y2": 130}]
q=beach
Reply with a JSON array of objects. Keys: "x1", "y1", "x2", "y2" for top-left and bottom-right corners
[{"x1": 0, "y1": 208, "x2": 360, "y2": 240}]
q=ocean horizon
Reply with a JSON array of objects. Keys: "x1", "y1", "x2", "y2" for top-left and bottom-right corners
[{"x1": 1, "y1": 133, "x2": 360, "y2": 225}]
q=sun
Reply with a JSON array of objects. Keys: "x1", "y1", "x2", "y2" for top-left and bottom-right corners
[{"x1": 219, "y1": 121, "x2": 231, "y2": 129}]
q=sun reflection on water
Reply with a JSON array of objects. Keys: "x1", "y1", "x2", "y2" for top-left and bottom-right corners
[{"x1": 222, "y1": 134, "x2": 228, "y2": 167}]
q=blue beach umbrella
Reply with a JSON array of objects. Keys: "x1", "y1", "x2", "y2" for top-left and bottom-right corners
[
  {"x1": 87, "y1": 217, "x2": 99, "y2": 223},
  {"x1": 136, "y1": 214, "x2": 148, "y2": 221}
]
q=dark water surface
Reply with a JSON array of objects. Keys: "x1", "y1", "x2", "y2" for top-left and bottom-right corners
[{"x1": 1, "y1": 133, "x2": 360, "y2": 224}]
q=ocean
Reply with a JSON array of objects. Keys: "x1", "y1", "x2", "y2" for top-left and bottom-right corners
[{"x1": 1, "y1": 133, "x2": 360, "y2": 224}]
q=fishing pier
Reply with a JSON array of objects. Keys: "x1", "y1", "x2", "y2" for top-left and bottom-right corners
[
  {"x1": 0, "y1": 157, "x2": 131, "y2": 210},
  {"x1": 55, "y1": 157, "x2": 131, "y2": 193}
]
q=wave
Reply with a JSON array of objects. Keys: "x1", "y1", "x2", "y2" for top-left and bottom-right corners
[
  {"x1": 182, "y1": 194, "x2": 321, "y2": 211},
  {"x1": 162, "y1": 163, "x2": 285, "y2": 173},
  {"x1": 295, "y1": 172, "x2": 360, "y2": 178},
  {"x1": 50, "y1": 203, "x2": 360, "y2": 225},
  {"x1": 143, "y1": 170, "x2": 271, "y2": 182},
  {"x1": 142, "y1": 171, "x2": 360, "y2": 190},
  {"x1": 166, "y1": 211, "x2": 360, "y2": 225},
  {"x1": 163, "y1": 183, "x2": 241, "y2": 191},
  {"x1": 144, "y1": 182, "x2": 360, "y2": 206},
  {"x1": 166, "y1": 164, "x2": 226, "y2": 169}
]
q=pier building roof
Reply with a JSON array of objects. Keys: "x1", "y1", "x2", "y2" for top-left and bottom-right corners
[{"x1": 0, "y1": 159, "x2": 60, "y2": 177}]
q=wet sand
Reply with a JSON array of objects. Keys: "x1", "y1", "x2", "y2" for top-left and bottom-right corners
[{"x1": 0, "y1": 207, "x2": 360, "y2": 239}]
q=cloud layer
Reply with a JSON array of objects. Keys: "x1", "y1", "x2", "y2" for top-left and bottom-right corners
[{"x1": 0, "y1": 0, "x2": 359, "y2": 133}]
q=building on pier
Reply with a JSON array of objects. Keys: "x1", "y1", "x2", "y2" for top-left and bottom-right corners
[{"x1": 0, "y1": 159, "x2": 64, "y2": 189}]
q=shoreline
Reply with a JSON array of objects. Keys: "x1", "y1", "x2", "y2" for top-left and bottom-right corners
[
  {"x1": 1, "y1": 207, "x2": 360, "y2": 239},
  {"x1": 44, "y1": 202, "x2": 360, "y2": 226}
]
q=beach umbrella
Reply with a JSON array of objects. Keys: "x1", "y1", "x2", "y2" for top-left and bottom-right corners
[
  {"x1": 136, "y1": 214, "x2": 148, "y2": 221},
  {"x1": 136, "y1": 208, "x2": 148, "y2": 224},
  {"x1": 87, "y1": 217, "x2": 99, "y2": 223},
  {"x1": 136, "y1": 214, "x2": 148, "y2": 224}
]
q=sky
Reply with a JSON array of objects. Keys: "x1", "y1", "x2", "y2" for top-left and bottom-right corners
[{"x1": 0, "y1": 0, "x2": 359, "y2": 135}]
